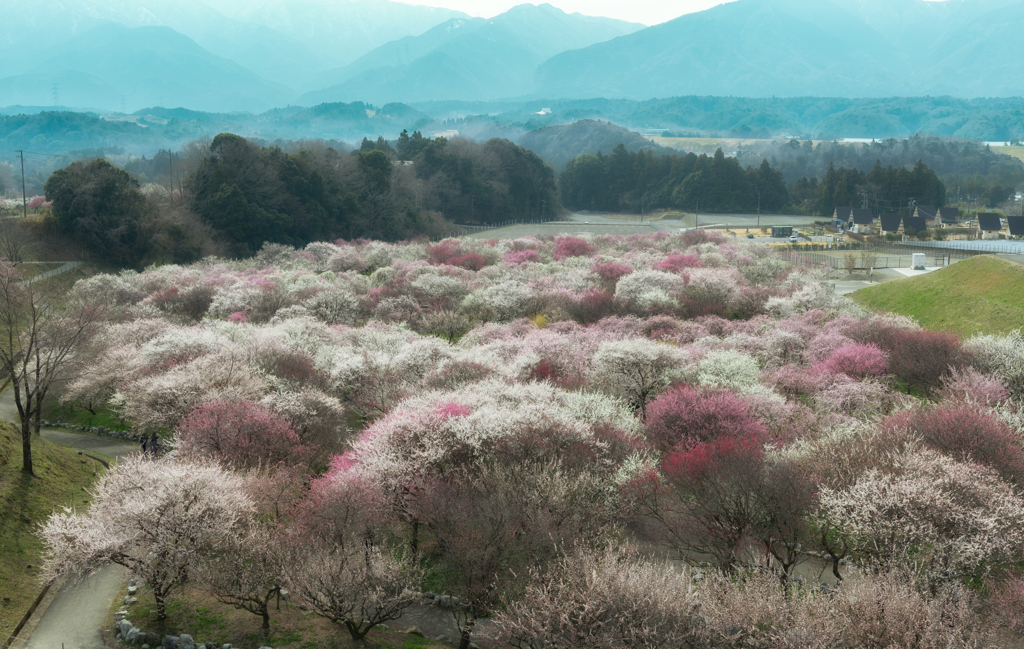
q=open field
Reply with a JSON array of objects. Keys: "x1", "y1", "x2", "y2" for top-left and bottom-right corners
[
  {"x1": 0, "y1": 420, "x2": 100, "y2": 640},
  {"x1": 992, "y1": 145, "x2": 1024, "y2": 162},
  {"x1": 849, "y1": 254, "x2": 1024, "y2": 336}
]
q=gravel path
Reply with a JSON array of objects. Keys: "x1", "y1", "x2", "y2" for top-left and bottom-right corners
[{"x1": 0, "y1": 388, "x2": 136, "y2": 649}]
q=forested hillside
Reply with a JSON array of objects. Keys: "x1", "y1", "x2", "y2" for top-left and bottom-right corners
[{"x1": 41, "y1": 133, "x2": 558, "y2": 265}]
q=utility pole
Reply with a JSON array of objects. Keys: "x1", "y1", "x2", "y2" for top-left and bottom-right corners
[
  {"x1": 16, "y1": 150, "x2": 26, "y2": 219},
  {"x1": 757, "y1": 190, "x2": 760, "y2": 230}
]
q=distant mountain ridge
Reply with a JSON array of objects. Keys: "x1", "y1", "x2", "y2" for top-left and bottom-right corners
[
  {"x1": 535, "y1": 0, "x2": 1024, "y2": 98},
  {"x1": 300, "y1": 4, "x2": 643, "y2": 105}
]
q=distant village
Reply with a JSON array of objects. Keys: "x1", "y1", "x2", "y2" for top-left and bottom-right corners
[{"x1": 831, "y1": 205, "x2": 1024, "y2": 238}]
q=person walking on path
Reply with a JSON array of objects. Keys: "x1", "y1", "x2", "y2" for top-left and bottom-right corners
[
  {"x1": 140, "y1": 435, "x2": 148, "y2": 454},
  {"x1": 148, "y1": 433, "x2": 159, "y2": 457}
]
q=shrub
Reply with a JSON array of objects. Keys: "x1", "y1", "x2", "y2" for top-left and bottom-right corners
[
  {"x1": 503, "y1": 249, "x2": 542, "y2": 265},
  {"x1": 567, "y1": 288, "x2": 616, "y2": 324}
]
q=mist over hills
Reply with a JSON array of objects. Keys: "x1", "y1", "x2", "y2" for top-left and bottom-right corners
[
  {"x1": 536, "y1": 0, "x2": 1024, "y2": 98},
  {"x1": 0, "y1": 24, "x2": 296, "y2": 113}
]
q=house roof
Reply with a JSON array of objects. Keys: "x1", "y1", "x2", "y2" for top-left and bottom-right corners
[
  {"x1": 978, "y1": 213, "x2": 1003, "y2": 231},
  {"x1": 903, "y1": 216, "x2": 928, "y2": 233},
  {"x1": 834, "y1": 207, "x2": 853, "y2": 220},
  {"x1": 1008, "y1": 216, "x2": 1024, "y2": 236},
  {"x1": 880, "y1": 213, "x2": 902, "y2": 232},
  {"x1": 916, "y1": 205, "x2": 937, "y2": 220},
  {"x1": 852, "y1": 208, "x2": 874, "y2": 225},
  {"x1": 937, "y1": 207, "x2": 960, "y2": 223}
]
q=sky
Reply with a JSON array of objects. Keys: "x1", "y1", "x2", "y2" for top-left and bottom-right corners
[{"x1": 391, "y1": 0, "x2": 733, "y2": 26}]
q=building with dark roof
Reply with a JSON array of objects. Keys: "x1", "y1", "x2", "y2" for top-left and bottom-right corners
[
  {"x1": 915, "y1": 205, "x2": 937, "y2": 221},
  {"x1": 833, "y1": 207, "x2": 853, "y2": 223},
  {"x1": 880, "y1": 213, "x2": 902, "y2": 232},
  {"x1": 978, "y1": 213, "x2": 1003, "y2": 231},
  {"x1": 903, "y1": 216, "x2": 928, "y2": 234},
  {"x1": 852, "y1": 208, "x2": 874, "y2": 225},
  {"x1": 937, "y1": 207, "x2": 960, "y2": 224},
  {"x1": 1007, "y1": 216, "x2": 1024, "y2": 236}
]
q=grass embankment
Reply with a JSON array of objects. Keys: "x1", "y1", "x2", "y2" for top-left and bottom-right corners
[
  {"x1": 849, "y1": 255, "x2": 1024, "y2": 336},
  {"x1": 0, "y1": 420, "x2": 101, "y2": 638}
]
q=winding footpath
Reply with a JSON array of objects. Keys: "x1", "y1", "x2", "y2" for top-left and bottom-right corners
[{"x1": 0, "y1": 389, "x2": 137, "y2": 649}]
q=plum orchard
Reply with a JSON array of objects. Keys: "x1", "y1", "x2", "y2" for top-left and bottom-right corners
[{"x1": 42, "y1": 231, "x2": 1024, "y2": 647}]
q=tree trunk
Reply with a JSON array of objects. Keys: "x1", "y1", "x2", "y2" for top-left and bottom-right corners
[
  {"x1": 21, "y1": 421, "x2": 33, "y2": 475},
  {"x1": 155, "y1": 593, "x2": 167, "y2": 620},
  {"x1": 261, "y1": 607, "x2": 270, "y2": 630}
]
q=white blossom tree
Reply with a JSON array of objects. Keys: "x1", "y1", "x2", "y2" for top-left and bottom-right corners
[
  {"x1": 39, "y1": 455, "x2": 254, "y2": 619},
  {"x1": 590, "y1": 338, "x2": 687, "y2": 417}
]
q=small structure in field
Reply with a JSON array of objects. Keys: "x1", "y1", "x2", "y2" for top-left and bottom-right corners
[{"x1": 772, "y1": 226, "x2": 793, "y2": 238}]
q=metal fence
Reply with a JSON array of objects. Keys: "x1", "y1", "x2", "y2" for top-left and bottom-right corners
[
  {"x1": 777, "y1": 249, "x2": 956, "y2": 271},
  {"x1": 430, "y1": 218, "x2": 563, "y2": 241}
]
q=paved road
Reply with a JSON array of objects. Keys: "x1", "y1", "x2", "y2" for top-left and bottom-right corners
[{"x1": 0, "y1": 389, "x2": 136, "y2": 649}]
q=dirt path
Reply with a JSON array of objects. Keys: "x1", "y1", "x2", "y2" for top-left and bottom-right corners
[{"x1": 0, "y1": 388, "x2": 136, "y2": 649}]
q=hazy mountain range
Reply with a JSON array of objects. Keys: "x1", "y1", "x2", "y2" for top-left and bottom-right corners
[{"x1": 3, "y1": 0, "x2": 1024, "y2": 113}]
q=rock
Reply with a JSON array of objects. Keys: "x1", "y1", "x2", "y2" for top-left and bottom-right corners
[
  {"x1": 117, "y1": 619, "x2": 133, "y2": 638},
  {"x1": 114, "y1": 610, "x2": 129, "y2": 621},
  {"x1": 405, "y1": 627, "x2": 424, "y2": 637},
  {"x1": 435, "y1": 595, "x2": 453, "y2": 608},
  {"x1": 279, "y1": 589, "x2": 290, "y2": 602},
  {"x1": 222, "y1": 644, "x2": 232, "y2": 649},
  {"x1": 145, "y1": 633, "x2": 162, "y2": 646},
  {"x1": 197, "y1": 645, "x2": 206, "y2": 649},
  {"x1": 257, "y1": 646, "x2": 273, "y2": 649},
  {"x1": 128, "y1": 578, "x2": 137, "y2": 587},
  {"x1": 124, "y1": 595, "x2": 138, "y2": 605},
  {"x1": 162, "y1": 636, "x2": 178, "y2": 649},
  {"x1": 178, "y1": 634, "x2": 195, "y2": 649},
  {"x1": 126, "y1": 627, "x2": 143, "y2": 643},
  {"x1": 436, "y1": 636, "x2": 450, "y2": 643},
  {"x1": 127, "y1": 585, "x2": 138, "y2": 595},
  {"x1": 142, "y1": 645, "x2": 150, "y2": 649}
]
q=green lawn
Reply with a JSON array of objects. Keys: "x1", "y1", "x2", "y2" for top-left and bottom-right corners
[
  {"x1": 0, "y1": 421, "x2": 102, "y2": 638},
  {"x1": 849, "y1": 255, "x2": 1024, "y2": 337}
]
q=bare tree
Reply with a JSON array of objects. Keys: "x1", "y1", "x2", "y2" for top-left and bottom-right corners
[
  {"x1": 0, "y1": 218, "x2": 27, "y2": 262},
  {"x1": 0, "y1": 262, "x2": 103, "y2": 474}
]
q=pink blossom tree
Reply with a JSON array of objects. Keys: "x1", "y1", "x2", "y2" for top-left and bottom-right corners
[
  {"x1": 175, "y1": 400, "x2": 310, "y2": 470},
  {"x1": 39, "y1": 456, "x2": 254, "y2": 619}
]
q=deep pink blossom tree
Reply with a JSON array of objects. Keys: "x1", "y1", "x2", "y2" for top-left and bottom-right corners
[
  {"x1": 644, "y1": 384, "x2": 767, "y2": 452},
  {"x1": 176, "y1": 399, "x2": 308, "y2": 469}
]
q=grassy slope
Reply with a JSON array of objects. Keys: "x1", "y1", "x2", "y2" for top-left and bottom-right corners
[
  {"x1": 849, "y1": 255, "x2": 1024, "y2": 337},
  {"x1": 0, "y1": 421, "x2": 100, "y2": 638}
]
